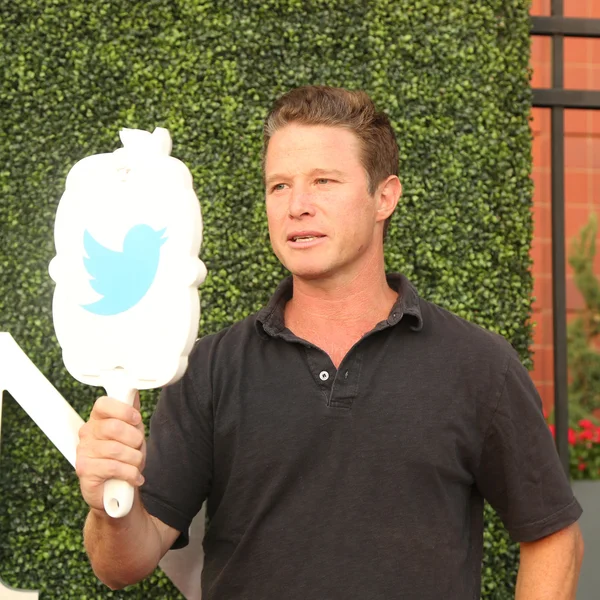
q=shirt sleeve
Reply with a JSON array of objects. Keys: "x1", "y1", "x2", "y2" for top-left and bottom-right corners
[
  {"x1": 139, "y1": 340, "x2": 214, "y2": 549},
  {"x1": 475, "y1": 355, "x2": 582, "y2": 542}
]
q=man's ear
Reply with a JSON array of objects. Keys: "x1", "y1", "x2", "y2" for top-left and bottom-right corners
[{"x1": 375, "y1": 175, "x2": 402, "y2": 223}]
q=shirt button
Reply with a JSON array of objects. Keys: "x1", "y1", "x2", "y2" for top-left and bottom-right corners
[{"x1": 319, "y1": 371, "x2": 329, "y2": 381}]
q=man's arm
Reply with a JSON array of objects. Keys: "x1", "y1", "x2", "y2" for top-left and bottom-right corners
[
  {"x1": 83, "y1": 491, "x2": 179, "y2": 589},
  {"x1": 516, "y1": 522, "x2": 584, "y2": 600},
  {"x1": 77, "y1": 394, "x2": 179, "y2": 589}
]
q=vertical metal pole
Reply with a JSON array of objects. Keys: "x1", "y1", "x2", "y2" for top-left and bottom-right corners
[{"x1": 550, "y1": 0, "x2": 570, "y2": 476}]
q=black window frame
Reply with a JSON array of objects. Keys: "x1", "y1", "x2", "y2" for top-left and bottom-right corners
[{"x1": 531, "y1": 1, "x2": 600, "y2": 475}]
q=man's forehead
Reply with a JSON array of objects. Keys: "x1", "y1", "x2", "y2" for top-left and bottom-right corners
[
  {"x1": 268, "y1": 122, "x2": 359, "y2": 145},
  {"x1": 264, "y1": 124, "x2": 362, "y2": 175}
]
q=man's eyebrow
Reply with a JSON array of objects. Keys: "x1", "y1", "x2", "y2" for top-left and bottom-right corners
[
  {"x1": 265, "y1": 168, "x2": 346, "y2": 186},
  {"x1": 310, "y1": 168, "x2": 346, "y2": 178},
  {"x1": 265, "y1": 173, "x2": 288, "y2": 187}
]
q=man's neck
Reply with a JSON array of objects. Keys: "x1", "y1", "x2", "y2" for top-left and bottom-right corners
[
  {"x1": 285, "y1": 266, "x2": 398, "y2": 329},
  {"x1": 283, "y1": 260, "x2": 399, "y2": 368}
]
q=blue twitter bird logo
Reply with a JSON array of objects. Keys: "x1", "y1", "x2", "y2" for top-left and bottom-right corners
[{"x1": 82, "y1": 224, "x2": 167, "y2": 316}]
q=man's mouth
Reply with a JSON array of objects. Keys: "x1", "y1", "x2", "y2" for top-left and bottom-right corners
[
  {"x1": 291, "y1": 235, "x2": 319, "y2": 242},
  {"x1": 288, "y1": 232, "x2": 325, "y2": 243}
]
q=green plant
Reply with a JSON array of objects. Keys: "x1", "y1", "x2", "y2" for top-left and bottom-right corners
[
  {"x1": 0, "y1": 0, "x2": 532, "y2": 597},
  {"x1": 482, "y1": 503, "x2": 519, "y2": 599},
  {"x1": 567, "y1": 213, "x2": 600, "y2": 421},
  {"x1": 543, "y1": 214, "x2": 600, "y2": 480}
]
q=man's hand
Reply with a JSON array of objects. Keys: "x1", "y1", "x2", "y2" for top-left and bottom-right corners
[
  {"x1": 516, "y1": 522, "x2": 584, "y2": 599},
  {"x1": 76, "y1": 392, "x2": 146, "y2": 512}
]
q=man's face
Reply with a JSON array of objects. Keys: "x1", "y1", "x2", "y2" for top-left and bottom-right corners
[{"x1": 264, "y1": 123, "x2": 384, "y2": 282}]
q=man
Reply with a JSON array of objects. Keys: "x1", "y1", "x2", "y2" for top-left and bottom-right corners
[{"x1": 77, "y1": 86, "x2": 584, "y2": 599}]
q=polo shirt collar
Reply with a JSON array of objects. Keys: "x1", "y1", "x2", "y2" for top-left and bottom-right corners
[{"x1": 255, "y1": 273, "x2": 424, "y2": 337}]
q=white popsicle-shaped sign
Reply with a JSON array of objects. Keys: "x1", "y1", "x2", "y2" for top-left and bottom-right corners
[{"x1": 49, "y1": 128, "x2": 207, "y2": 517}]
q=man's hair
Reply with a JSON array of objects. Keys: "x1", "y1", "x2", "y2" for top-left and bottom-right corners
[{"x1": 262, "y1": 85, "x2": 399, "y2": 238}]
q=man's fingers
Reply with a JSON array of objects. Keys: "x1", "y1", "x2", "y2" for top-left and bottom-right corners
[
  {"x1": 84, "y1": 440, "x2": 145, "y2": 470},
  {"x1": 91, "y1": 396, "x2": 142, "y2": 427},
  {"x1": 80, "y1": 417, "x2": 144, "y2": 449},
  {"x1": 76, "y1": 456, "x2": 145, "y2": 488}
]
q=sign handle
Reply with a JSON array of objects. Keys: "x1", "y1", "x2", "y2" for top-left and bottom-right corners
[{"x1": 102, "y1": 369, "x2": 136, "y2": 518}]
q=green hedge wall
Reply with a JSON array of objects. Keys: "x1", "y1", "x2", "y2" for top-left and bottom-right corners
[{"x1": 0, "y1": 0, "x2": 532, "y2": 597}]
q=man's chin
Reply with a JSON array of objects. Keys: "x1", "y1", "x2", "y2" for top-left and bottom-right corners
[
  {"x1": 278, "y1": 252, "x2": 338, "y2": 281},
  {"x1": 288, "y1": 264, "x2": 333, "y2": 281}
]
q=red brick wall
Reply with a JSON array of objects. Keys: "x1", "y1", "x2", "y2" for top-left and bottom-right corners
[{"x1": 530, "y1": 0, "x2": 600, "y2": 414}]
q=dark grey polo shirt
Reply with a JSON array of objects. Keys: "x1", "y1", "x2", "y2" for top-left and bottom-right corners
[{"x1": 141, "y1": 274, "x2": 581, "y2": 600}]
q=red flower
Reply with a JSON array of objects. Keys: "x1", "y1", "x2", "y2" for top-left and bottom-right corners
[
  {"x1": 579, "y1": 430, "x2": 594, "y2": 441},
  {"x1": 578, "y1": 419, "x2": 594, "y2": 429},
  {"x1": 568, "y1": 428, "x2": 577, "y2": 445},
  {"x1": 578, "y1": 462, "x2": 587, "y2": 471},
  {"x1": 549, "y1": 424, "x2": 556, "y2": 438}
]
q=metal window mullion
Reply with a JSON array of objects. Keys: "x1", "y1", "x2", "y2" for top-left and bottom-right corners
[
  {"x1": 531, "y1": 16, "x2": 600, "y2": 37},
  {"x1": 550, "y1": 0, "x2": 570, "y2": 476},
  {"x1": 532, "y1": 89, "x2": 600, "y2": 109}
]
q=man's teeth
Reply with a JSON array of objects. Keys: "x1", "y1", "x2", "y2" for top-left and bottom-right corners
[{"x1": 294, "y1": 236, "x2": 316, "y2": 242}]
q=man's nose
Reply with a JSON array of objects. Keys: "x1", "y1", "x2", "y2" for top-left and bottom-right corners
[{"x1": 288, "y1": 185, "x2": 315, "y2": 218}]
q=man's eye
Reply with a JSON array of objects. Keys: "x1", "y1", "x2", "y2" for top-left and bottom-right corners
[
  {"x1": 272, "y1": 183, "x2": 286, "y2": 192},
  {"x1": 316, "y1": 178, "x2": 330, "y2": 185}
]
